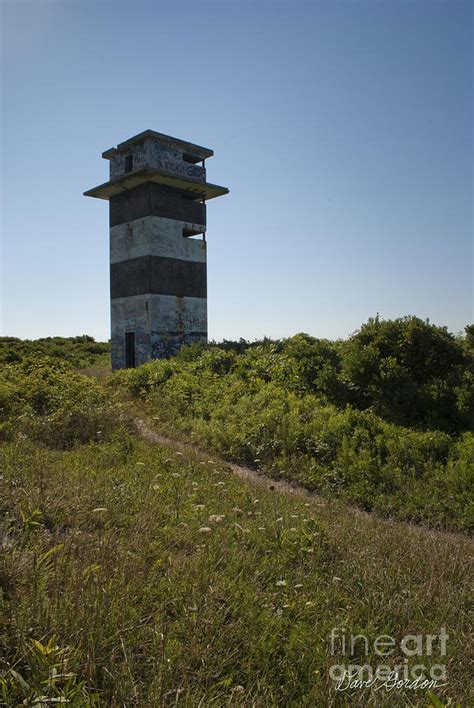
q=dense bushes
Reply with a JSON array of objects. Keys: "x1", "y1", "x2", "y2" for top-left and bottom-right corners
[
  {"x1": 114, "y1": 317, "x2": 474, "y2": 530},
  {"x1": 339, "y1": 317, "x2": 473, "y2": 432},
  {"x1": 0, "y1": 359, "x2": 128, "y2": 449},
  {"x1": 199, "y1": 317, "x2": 473, "y2": 434},
  {"x1": 0, "y1": 335, "x2": 110, "y2": 368}
]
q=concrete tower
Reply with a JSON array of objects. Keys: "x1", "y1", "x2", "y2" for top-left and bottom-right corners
[{"x1": 84, "y1": 130, "x2": 228, "y2": 369}]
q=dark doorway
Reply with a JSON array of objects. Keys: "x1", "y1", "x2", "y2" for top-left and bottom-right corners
[{"x1": 125, "y1": 331, "x2": 136, "y2": 368}]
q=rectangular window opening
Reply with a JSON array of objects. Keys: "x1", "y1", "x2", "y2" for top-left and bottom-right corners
[
  {"x1": 124, "y1": 155, "x2": 133, "y2": 173},
  {"x1": 183, "y1": 227, "x2": 204, "y2": 239},
  {"x1": 182, "y1": 153, "x2": 199, "y2": 164}
]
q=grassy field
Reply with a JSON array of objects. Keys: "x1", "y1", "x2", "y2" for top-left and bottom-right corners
[
  {"x1": 1, "y1": 432, "x2": 473, "y2": 706},
  {"x1": 1, "y1": 328, "x2": 473, "y2": 705}
]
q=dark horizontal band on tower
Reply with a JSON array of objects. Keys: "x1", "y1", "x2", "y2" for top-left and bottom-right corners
[
  {"x1": 110, "y1": 183, "x2": 206, "y2": 227},
  {"x1": 110, "y1": 255, "x2": 207, "y2": 299}
]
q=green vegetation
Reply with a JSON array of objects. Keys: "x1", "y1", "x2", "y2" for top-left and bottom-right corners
[
  {"x1": 0, "y1": 359, "x2": 126, "y2": 449},
  {"x1": 115, "y1": 317, "x2": 474, "y2": 531},
  {"x1": 0, "y1": 319, "x2": 472, "y2": 705},
  {"x1": 0, "y1": 336, "x2": 110, "y2": 368}
]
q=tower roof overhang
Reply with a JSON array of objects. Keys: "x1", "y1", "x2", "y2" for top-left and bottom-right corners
[{"x1": 83, "y1": 167, "x2": 229, "y2": 201}]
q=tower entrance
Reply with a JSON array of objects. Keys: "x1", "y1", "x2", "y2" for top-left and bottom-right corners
[{"x1": 125, "y1": 331, "x2": 136, "y2": 369}]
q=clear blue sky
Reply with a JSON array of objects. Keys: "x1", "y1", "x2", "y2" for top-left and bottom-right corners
[{"x1": 1, "y1": 0, "x2": 472, "y2": 342}]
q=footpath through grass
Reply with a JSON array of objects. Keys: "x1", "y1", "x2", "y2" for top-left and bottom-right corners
[
  {"x1": 1, "y1": 434, "x2": 473, "y2": 706},
  {"x1": 0, "y1": 334, "x2": 473, "y2": 705},
  {"x1": 113, "y1": 346, "x2": 474, "y2": 532}
]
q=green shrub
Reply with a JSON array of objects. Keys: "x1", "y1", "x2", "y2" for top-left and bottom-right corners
[
  {"x1": 115, "y1": 326, "x2": 473, "y2": 530},
  {"x1": 0, "y1": 335, "x2": 109, "y2": 368},
  {"x1": 0, "y1": 358, "x2": 129, "y2": 449},
  {"x1": 340, "y1": 315, "x2": 473, "y2": 432}
]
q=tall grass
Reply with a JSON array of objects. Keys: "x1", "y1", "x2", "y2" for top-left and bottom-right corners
[{"x1": 1, "y1": 435, "x2": 472, "y2": 705}]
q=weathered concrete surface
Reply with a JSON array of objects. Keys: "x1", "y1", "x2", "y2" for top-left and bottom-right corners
[
  {"x1": 109, "y1": 137, "x2": 206, "y2": 183},
  {"x1": 111, "y1": 294, "x2": 207, "y2": 369},
  {"x1": 109, "y1": 209, "x2": 208, "y2": 367},
  {"x1": 110, "y1": 217, "x2": 206, "y2": 264}
]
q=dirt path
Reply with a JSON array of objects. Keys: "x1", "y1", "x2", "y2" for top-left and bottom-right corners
[
  {"x1": 134, "y1": 417, "x2": 473, "y2": 542},
  {"x1": 134, "y1": 418, "x2": 315, "y2": 499}
]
